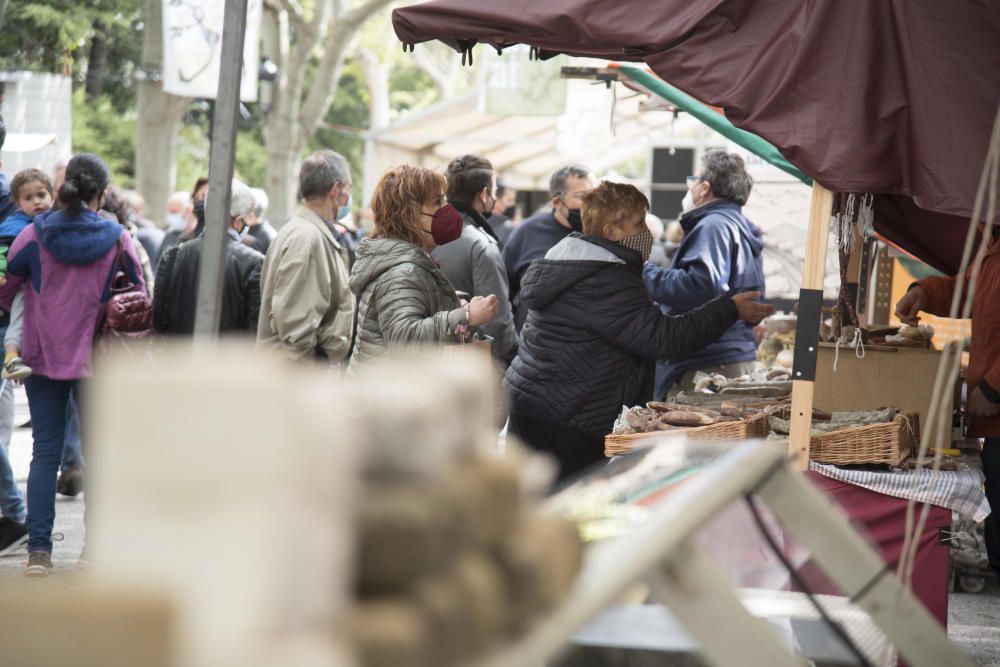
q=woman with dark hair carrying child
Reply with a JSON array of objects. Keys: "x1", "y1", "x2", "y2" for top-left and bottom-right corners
[{"x1": 0, "y1": 153, "x2": 145, "y2": 576}]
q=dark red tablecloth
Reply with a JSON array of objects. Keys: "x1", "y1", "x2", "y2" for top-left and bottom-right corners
[{"x1": 807, "y1": 471, "x2": 951, "y2": 626}]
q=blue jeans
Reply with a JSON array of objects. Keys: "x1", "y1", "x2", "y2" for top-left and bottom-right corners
[
  {"x1": 0, "y1": 377, "x2": 26, "y2": 523},
  {"x1": 24, "y1": 375, "x2": 84, "y2": 553},
  {"x1": 62, "y1": 394, "x2": 84, "y2": 471}
]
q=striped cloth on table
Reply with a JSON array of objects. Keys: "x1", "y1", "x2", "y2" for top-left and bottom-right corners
[{"x1": 810, "y1": 458, "x2": 991, "y2": 523}]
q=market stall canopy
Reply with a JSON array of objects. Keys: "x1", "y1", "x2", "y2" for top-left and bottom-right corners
[{"x1": 393, "y1": 0, "x2": 1000, "y2": 274}]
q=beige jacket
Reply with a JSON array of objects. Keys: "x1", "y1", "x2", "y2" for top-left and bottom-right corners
[{"x1": 256, "y1": 205, "x2": 354, "y2": 364}]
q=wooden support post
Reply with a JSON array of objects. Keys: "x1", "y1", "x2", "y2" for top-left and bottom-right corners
[{"x1": 789, "y1": 183, "x2": 834, "y2": 469}]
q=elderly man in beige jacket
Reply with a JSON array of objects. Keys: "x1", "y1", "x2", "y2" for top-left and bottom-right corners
[{"x1": 257, "y1": 150, "x2": 355, "y2": 364}]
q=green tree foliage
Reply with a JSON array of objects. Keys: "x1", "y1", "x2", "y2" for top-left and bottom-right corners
[
  {"x1": 0, "y1": 0, "x2": 142, "y2": 110},
  {"x1": 310, "y1": 61, "x2": 369, "y2": 191},
  {"x1": 71, "y1": 88, "x2": 136, "y2": 186},
  {"x1": 3, "y1": 1, "x2": 449, "y2": 202}
]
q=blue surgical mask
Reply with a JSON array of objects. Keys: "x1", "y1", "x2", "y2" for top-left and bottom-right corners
[{"x1": 337, "y1": 194, "x2": 352, "y2": 221}]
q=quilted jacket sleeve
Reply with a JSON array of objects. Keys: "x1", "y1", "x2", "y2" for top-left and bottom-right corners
[
  {"x1": 587, "y1": 266, "x2": 738, "y2": 361},
  {"x1": 374, "y1": 265, "x2": 456, "y2": 346}
]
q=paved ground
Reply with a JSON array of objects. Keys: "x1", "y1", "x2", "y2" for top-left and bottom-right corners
[
  {"x1": 0, "y1": 386, "x2": 997, "y2": 662},
  {"x1": 0, "y1": 386, "x2": 84, "y2": 577}
]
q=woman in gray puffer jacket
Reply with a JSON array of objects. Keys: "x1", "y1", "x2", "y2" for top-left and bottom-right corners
[{"x1": 348, "y1": 165, "x2": 499, "y2": 369}]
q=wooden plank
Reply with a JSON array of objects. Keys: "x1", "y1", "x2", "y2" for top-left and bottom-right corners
[{"x1": 789, "y1": 183, "x2": 834, "y2": 469}]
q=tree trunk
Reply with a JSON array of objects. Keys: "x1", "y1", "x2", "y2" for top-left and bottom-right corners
[
  {"x1": 264, "y1": 131, "x2": 302, "y2": 228},
  {"x1": 135, "y1": 0, "x2": 190, "y2": 228},
  {"x1": 85, "y1": 19, "x2": 109, "y2": 100},
  {"x1": 0, "y1": 0, "x2": 9, "y2": 30},
  {"x1": 263, "y1": 0, "x2": 396, "y2": 223}
]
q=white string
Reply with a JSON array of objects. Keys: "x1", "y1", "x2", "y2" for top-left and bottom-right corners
[
  {"x1": 832, "y1": 327, "x2": 865, "y2": 374},
  {"x1": 897, "y1": 103, "x2": 1000, "y2": 588}
]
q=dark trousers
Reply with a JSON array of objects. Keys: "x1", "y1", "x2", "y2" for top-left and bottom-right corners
[
  {"x1": 24, "y1": 375, "x2": 84, "y2": 554},
  {"x1": 508, "y1": 410, "x2": 605, "y2": 485},
  {"x1": 983, "y1": 438, "x2": 1000, "y2": 573}
]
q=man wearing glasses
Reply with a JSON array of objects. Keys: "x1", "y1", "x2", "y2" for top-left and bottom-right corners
[{"x1": 643, "y1": 151, "x2": 766, "y2": 399}]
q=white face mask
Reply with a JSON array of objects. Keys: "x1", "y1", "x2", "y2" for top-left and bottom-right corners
[{"x1": 681, "y1": 190, "x2": 696, "y2": 212}]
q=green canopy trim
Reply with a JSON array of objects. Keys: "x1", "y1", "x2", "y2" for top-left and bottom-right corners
[{"x1": 616, "y1": 63, "x2": 813, "y2": 186}]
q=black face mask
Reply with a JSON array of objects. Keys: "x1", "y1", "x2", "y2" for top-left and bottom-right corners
[
  {"x1": 566, "y1": 207, "x2": 583, "y2": 232},
  {"x1": 560, "y1": 197, "x2": 583, "y2": 232}
]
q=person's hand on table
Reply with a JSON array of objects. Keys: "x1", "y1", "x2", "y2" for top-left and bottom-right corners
[
  {"x1": 895, "y1": 285, "x2": 926, "y2": 326},
  {"x1": 966, "y1": 386, "x2": 1000, "y2": 417},
  {"x1": 732, "y1": 291, "x2": 774, "y2": 325}
]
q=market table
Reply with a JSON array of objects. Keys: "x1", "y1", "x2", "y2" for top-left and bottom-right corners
[{"x1": 804, "y1": 456, "x2": 990, "y2": 627}]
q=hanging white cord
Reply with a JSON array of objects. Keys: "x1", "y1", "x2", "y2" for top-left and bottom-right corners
[
  {"x1": 897, "y1": 104, "x2": 1000, "y2": 588},
  {"x1": 831, "y1": 327, "x2": 865, "y2": 374}
]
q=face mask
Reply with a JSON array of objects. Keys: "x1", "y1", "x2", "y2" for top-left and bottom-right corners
[
  {"x1": 618, "y1": 228, "x2": 654, "y2": 262},
  {"x1": 166, "y1": 212, "x2": 185, "y2": 229},
  {"x1": 566, "y1": 208, "x2": 583, "y2": 232},
  {"x1": 338, "y1": 194, "x2": 352, "y2": 221},
  {"x1": 558, "y1": 198, "x2": 583, "y2": 232},
  {"x1": 422, "y1": 203, "x2": 464, "y2": 245},
  {"x1": 681, "y1": 190, "x2": 695, "y2": 213}
]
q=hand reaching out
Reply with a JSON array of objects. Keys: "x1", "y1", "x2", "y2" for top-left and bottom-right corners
[
  {"x1": 732, "y1": 291, "x2": 774, "y2": 325},
  {"x1": 895, "y1": 286, "x2": 926, "y2": 326}
]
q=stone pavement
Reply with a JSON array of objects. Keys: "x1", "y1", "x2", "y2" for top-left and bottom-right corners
[
  {"x1": 0, "y1": 385, "x2": 84, "y2": 577},
  {"x1": 0, "y1": 385, "x2": 995, "y2": 662}
]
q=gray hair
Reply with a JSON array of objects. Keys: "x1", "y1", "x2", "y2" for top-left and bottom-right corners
[
  {"x1": 250, "y1": 187, "x2": 269, "y2": 218},
  {"x1": 699, "y1": 151, "x2": 753, "y2": 206},
  {"x1": 299, "y1": 149, "x2": 351, "y2": 201},
  {"x1": 549, "y1": 164, "x2": 593, "y2": 200},
  {"x1": 167, "y1": 191, "x2": 191, "y2": 209},
  {"x1": 230, "y1": 179, "x2": 256, "y2": 218}
]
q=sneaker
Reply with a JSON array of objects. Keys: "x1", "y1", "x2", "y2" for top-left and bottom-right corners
[
  {"x1": 2, "y1": 357, "x2": 32, "y2": 381},
  {"x1": 25, "y1": 551, "x2": 53, "y2": 577},
  {"x1": 57, "y1": 465, "x2": 84, "y2": 497},
  {"x1": 0, "y1": 517, "x2": 28, "y2": 556}
]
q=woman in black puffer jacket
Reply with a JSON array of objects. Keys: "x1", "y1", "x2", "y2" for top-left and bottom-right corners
[{"x1": 505, "y1": 182, "x2": 772, "y2": 482}]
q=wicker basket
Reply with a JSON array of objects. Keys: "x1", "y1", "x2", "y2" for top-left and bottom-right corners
[
  {"x1": 770, "y1": 407, "x2": 919, "y2": 466},
  {"x1": 604, "y1": 412, "x2": 770, "y2": 458}
]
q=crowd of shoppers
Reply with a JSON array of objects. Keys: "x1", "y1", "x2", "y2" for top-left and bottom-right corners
[{"x1": 0, "y1": 107, "x2": 783, "y2": 573}]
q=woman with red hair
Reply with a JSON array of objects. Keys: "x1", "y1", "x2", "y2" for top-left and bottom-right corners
[{"x1": 348, "y1": 165, "x2": 499, "y2": 368}]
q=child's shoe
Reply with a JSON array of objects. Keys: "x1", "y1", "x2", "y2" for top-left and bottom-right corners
[{"x1": 2, "y1": 357, "x2": 32, "y2": 381}]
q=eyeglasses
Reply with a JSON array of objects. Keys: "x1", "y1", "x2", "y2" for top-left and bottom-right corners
[{"x1": 686, "y1": 176, "x2": 700, "y2": 184}]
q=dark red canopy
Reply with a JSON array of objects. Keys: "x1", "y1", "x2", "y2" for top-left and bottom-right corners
[{"x1": 393, "y1": 0, "x2": 1000, "y2": 274}]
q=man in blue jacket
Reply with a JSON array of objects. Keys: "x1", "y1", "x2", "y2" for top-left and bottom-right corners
[{"x1": 643, "y1": 151, "x2": 765, "y2": 400}]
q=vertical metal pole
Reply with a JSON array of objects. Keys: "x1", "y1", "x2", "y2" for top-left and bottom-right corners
[{"x1": 194, "y1": 0, "x2": 249, "y2": 341}]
